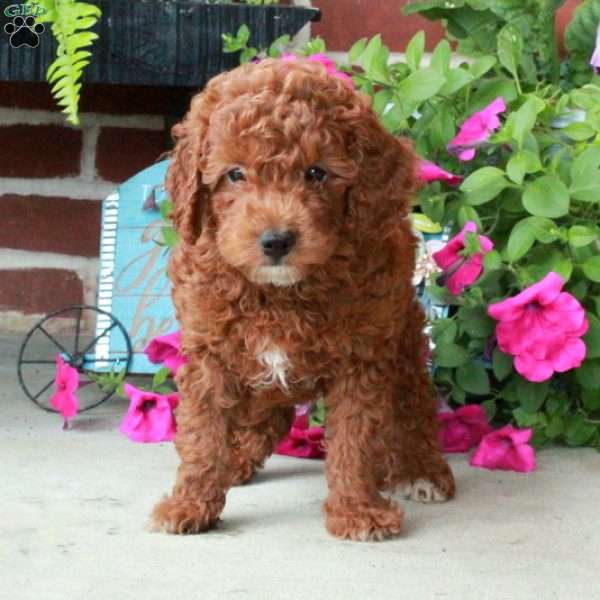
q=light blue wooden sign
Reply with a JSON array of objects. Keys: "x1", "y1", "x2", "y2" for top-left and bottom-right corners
[{"x1": 94, "y1": 160, "x2": 176, "y2": 374}]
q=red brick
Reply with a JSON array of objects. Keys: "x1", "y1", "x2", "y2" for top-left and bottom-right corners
[
  {"x1": 0, "y1": 269, "x2": 83, "y2": 315},
  {"x1": 0, "y1": 82, "x2": 195, "y2": 116},
  {"x1": 0, "y1": 195, "x2": 101, "y2": 257},
  {"x1": 0, "y1": 125, "x2": 81, "y2": 178},
  {"x1": 95, "y1": 126, "x2": 168, "y2": 182},
  {"x1": 312, "y1": 0, "x2": 445, "y2": 52}
]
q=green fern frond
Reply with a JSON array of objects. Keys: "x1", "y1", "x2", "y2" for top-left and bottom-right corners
[{"x1": 28, "y1": 0, "x2": 101, "y2": 126}]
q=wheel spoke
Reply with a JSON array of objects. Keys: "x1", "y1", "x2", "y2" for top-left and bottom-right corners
[
  {"x1": 19, "y1": 360, "x2": 58, "y2": 364},
  {"x1": 38, "y1": 325, "x2": 71, "y2": 357},
  {"x1": 32, "y1": 377, "x2": 55, "y2": 401},
  {"x1": 74, "y1": 307, "x2": 82, "y2": 355},
  {"x1": 79, "y1": 322, "x2": 118, "y2": 357}
]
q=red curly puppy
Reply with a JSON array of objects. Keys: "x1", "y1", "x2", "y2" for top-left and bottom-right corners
[{"x1": 152, "y1": 58, "x2": 455, "y2": 541}]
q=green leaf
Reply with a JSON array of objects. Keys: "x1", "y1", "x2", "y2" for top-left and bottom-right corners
[
  {"x1": 451, "y1": 384, "x2": 466, "y2": 405},
  {"x1": 481, "y1": 399, "x2": 497, "y2": 420},
  {"x1": 159, "y1": 199, "x2": 173, "y2": 220},
  {"x1": 492, "y1": 348, "x2": 513, "y2": 381},
  {"x1": 506, "y1": 149, "x2": 542, "y2": 185},
  {"x1": 507, "y1": 219, "x2": 536, "y2": 263},
  {"x1": 161, "y1": 227, "x2": 179, "y2": 247},
  {"x1": 432, "y1": 319, "x2": 458, "y2": 345},
  {"x1": 569, "y1": 147, "x2": 600, "y2": 203},
  {"x1": 545, "y1": 415, "x2": 564, "y2": 439},
  {"x1": 527, "y1": 217, "x2": 560, "y2": 244},
  {"x1": 457, "y1": 306, "x2": 495, "y2": 338},
  {"x1": 583, "y1": 314, "x2": 600, "y2": 359},
  {"x1": 152, "y1": 367, "x2": 171, "y2": 388},
  {"x1": 522, "y1": 175, "x2": 570, "y2": 218},
  {"x1": 565, "y1": 414, "x2": 596, "y2": 447},
  {"x1": 516, "y1": 378, "x2": 549, "y2": 413},
  {"x1": 240, "y1": 47, "x2": 258, "y2": 64},
  {"x1": 583, "y1": 388, "x2": 600, "y2": 411},
  {"x1": 268, "y1": 35, "x2": 291, "y2": 58},
  {"x1": 512, "y1": 407, "x2": 542, "y2": 428},
  {"x1": 457, "y1": 205, "x2": 482, "y2": 229},
  {"x1": 456, "y1": 363, "x2": 490, "y2": 396},
  {"x1": 511, "y1": 97, "x2": 546, "y2": 148},
  {"x1": 582, "y1": 256, "x2": 600, "y2": 283},
  {"x1": 359, "y1": 35, "x2": 390, "y2": 83},
  {"x1": 372, "y1": 89, "x2": 394, "y2": 116},
  {"x1": 433, "y1": 343, "x2": 470, "y2": 368},
  {"x1": 430, "y1": 39, "x2": 451, "y2": 73},
  {"x1": 469, "y1": 78, "x2": 518, "y2": 112},
  {"x1": 405, "y1": 31, "x2": 425, "y2": 71},
  {"x1": 484, "y1": 250, "x2": 502, "y2": 271},
  {"x1": 568, "y1": 225, "x2": 598, "y2": 248},
  {"x1": 439, "y1": 68, "x2": 474, "y2": 95},
  {"x1": 237, "y1": 24, "x2": 250, "y2": 45},
  {"x1": 348, "y1": 37, "x2": 367, "y2": 63},
  {"x1": 497, "y1": 23, "x2": 523, "y2": 81},
  {"x1": 396, "y1": 68, "x2": 446, "y2": 104},
  {"x1": 460, "y1": 167, "x2": 509, "y2": 206},
  {"x1": 563, "y1": 122, "x2": 596, "y2": 141},
  {"x1": 469, "y1": 55, "x2": 496, "y2": 79},
  {"x1": 575, "y1": 359, "x2": 600, "y2": 390}
]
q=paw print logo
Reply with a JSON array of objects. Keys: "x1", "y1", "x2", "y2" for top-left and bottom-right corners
[{"x1": 4, "y1": 16, "x2": 45, "y2": 48}]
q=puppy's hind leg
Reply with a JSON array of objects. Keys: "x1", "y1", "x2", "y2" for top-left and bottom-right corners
[
  {"x1": 390, "y1": 315, "x2": 455, "y2": 503},
  {"x1": 228, "y1": 406, "x2": 295, "y2": 486}
]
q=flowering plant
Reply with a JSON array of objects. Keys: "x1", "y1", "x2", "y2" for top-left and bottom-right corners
[{"x1": 224, "y1": 0, "x2": 600, "y2": 450}]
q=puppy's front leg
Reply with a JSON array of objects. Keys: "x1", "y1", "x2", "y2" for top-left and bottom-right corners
[
  {"x1": 323, "y1": 366, "x2": 404, "y2": 542},
  {"x1": 151, "y1": 360, "x2": 231, "y2": 534}
]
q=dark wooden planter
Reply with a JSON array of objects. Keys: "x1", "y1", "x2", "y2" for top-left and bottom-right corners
[{"x1": 0, "y1": 1, "x2": 320, "y2": 87}]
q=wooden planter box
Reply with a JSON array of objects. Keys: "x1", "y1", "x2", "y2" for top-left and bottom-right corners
[{"x1": 0, "y1": 1, "x2": 320, "y2": 87}]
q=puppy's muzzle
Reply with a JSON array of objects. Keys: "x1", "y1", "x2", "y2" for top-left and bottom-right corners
[{"x1": 259, "y1": 229, "x2": 296, "y2": 262}]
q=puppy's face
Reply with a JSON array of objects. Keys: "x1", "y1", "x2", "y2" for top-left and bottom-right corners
[{"x1": 200, "y1": 94, "x2": 358, "y2": 287}]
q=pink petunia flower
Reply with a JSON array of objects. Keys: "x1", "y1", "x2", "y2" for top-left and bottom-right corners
[
  {"x1": 418, "y1": 160, "x2": 463, "y2": 186},
  {"x1": 447, "y1": 97, "x2": 506, "y2": 161},
  {"x1": 470, "y1": 426, "x2": 536, "y2": 472},
  {"x1": 591, "y1": 25, "x2": 600, "y2": 74},
  {"x1": 432, "y1": 221, "x2": 494, "y2": 295},
  {"x1": 119, "y1": 384, "x2": 179, "y2": 443},
  {"x1": 275, "y1": 413, "x2": 325, "y2": 459},
  {"x1": 144, "y1": 330, "x2": 188, "y2": 375},
  {"x1": 281, "y1": 52, "x2": 355, "y2": 88},
  {"x1": 49, "y1": 355, "x2": 79, "y2": 429},
  {"x1": 488, "y1": 272, "x2": 588, "y2": 383},
  {"x1": 437, "y1": 405, "x2": 493, "y2": 453}
]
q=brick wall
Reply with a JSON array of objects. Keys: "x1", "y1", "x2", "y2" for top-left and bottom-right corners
[{"x1": 0, "y1": 83, "x2": 193, "y2": 331}]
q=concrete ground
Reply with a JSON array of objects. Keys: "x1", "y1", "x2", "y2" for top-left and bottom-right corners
[{"x1": 2, "y1": 330, "x2": 600, "y2": 600}]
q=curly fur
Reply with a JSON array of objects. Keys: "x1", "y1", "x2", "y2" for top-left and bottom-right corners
[{"x1": 151, "y1": 59, "x2": 455, "y2": 541}]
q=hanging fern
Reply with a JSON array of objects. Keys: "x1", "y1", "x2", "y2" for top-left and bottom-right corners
[{"x1": 28, "y1": 0, "x2": 101, "y2": 125}]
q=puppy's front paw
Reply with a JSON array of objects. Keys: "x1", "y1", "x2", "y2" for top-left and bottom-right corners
[
  {"x1": 150, "y1": 495, "x2": 225, "y2": 534},
  {"x1": 324, "y1": 497, "x2": 404, "y2": 542}
]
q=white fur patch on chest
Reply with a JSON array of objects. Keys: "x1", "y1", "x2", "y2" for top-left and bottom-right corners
[{"x1": 255, "y1": 345, "x2": 292, "y2": 391}]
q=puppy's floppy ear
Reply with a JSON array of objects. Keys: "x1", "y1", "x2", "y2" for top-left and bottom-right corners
[
  {"x1": 165, "y1": 114, "x2": 210, "y2": 246},
  {"x1": 345, "y1": 105, "x2": 417, "y2": 236}
]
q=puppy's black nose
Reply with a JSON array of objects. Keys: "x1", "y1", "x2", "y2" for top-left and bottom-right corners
[{"x1": 259, "y1": 229, "x2": 296, "y2": 261}]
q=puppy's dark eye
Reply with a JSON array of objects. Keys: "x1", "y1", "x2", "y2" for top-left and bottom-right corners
[
  {"x1": 227, "y1": 167, "x2": 245, "y2": 183},
  {"x1": 305, "y1": 166, "x2": 328, "y2": 183}
]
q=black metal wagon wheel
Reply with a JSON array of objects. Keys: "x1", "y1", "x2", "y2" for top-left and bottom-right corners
[{"x1": 17, "y1": 305, "x2": 133, "y2": 413}]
